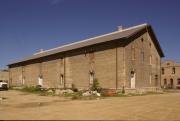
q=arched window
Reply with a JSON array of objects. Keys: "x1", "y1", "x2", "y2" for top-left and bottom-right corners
[
  {"x1": 162, "y1": 68, "x2": 164, "y2": 75},
  {"x1": 150, "y1": 55, "x2": 152, "y2": 65},
  {"x1": 172, "y1": 67, "x2": 175, "y2": 74},
  {"x1": 60, "y1": 74, "x2": 64, "y2": 85}
]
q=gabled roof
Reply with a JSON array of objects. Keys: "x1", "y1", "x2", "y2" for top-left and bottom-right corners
[{"x1": 8, "y1": 23, "x2": 164, "y2": 66}]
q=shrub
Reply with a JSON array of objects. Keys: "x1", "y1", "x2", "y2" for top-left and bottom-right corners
[
  {"x1": 19, "y1": 86, "x2": 53, "y2": 96},
  {"x1": 122, "y1": 86, "x2": 125, "y2": 94},
  {"x1": 90, "y1": 78, "x2": 101, "y2": 91},
  {"x1": 71, "y1": 83, "x2": 78, "y2": 92}
]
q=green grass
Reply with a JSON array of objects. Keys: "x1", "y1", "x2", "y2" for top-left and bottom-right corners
[
  {"x1": 13, "y1": 86, "x2": 54, "y2": 96},
  {"x1": 163, "y1": 89, "x2": 180, "y2": 93}
]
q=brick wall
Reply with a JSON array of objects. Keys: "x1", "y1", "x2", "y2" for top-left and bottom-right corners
[{"x1": 9, "y1": 31, "x2": 161, "y2": 89}]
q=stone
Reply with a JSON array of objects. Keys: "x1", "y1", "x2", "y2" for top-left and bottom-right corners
[
  {"x1": 82, "y1": 91, "x2": 91, "y2": 96},
  {"x1": 47, "y1": 90, "x2": 53, "y2": 93},
  {"x1": 66, "y1": 89, "x2": 74, "y2": 94},
  {"x1": 55, "y1": 89, "x2": 61, "y2": 95},
  {"x1": 96, "y1": 93, "x2": 101, "y2": 97},
  {"x1": 92, "y1": 91, "x2": 97, "y2": 94}
]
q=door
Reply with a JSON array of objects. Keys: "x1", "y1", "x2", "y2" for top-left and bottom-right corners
[
  {"x1": 38, "y1": 75, "x2": 43, "y2": 86},
  {"x1": 170, "y1": 79, "x2": 173, "y2": 88},
  {"x1": 131, "y1": 71, "x2": 136, "y2": 88}
]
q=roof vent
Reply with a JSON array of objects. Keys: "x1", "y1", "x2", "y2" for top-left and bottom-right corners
[
  {"x1": 118, "y1": 26, "x2": 123, "y2": 31},
  {"x1": 39, "y1": 49, "x2": 43, "y2": 52},
  {"x1": 33, "y1": 49, "x2": 44, "y2": 55}
]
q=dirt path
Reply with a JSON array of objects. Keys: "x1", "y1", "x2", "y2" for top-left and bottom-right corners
[{"x1": 0, "y1": 90, "x2": 180, "y2": 120}]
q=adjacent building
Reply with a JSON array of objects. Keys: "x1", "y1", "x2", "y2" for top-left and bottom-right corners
[
  {"x1": 8, "y1": 23, "x2": 164, "y2": 90},
  {"x1": 161, "y1": 60, "x2": 180, "y2": 89},
  {"x1": 0, "y1": 69, "x2": 9, "y2": 81}
]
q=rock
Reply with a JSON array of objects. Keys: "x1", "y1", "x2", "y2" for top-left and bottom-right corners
[
  {"x1": 55, "y1": 89, "x2": 61, "y2": 95},
  {"x1": 96, "y1": 93, "x2": 101, "y2": 97},
  {"x1": 47, "y1": 90, "x2": 53, "y2": 93},
  {"x1": 92, "y1": 91, "x2": 97, "y2": 94},
  {"x1": 58, "y1": 89, "x2": 74, "y2": 94},
  {"x1": 66, "y1": 89, "x2": 74, "y2": 94},
  {"x1": 82, "y1": 91, "x2": 91, "y2": 96}
]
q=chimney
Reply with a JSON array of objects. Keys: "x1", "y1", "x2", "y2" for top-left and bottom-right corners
[
  {"x1": 40, "y1": 49, "x2": 43, "y2": 52},
  {"x1": 118, "y1": 26, "x2": 123, "y2": 31}
]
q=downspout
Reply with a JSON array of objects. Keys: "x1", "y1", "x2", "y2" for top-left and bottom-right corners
[
  {"x1": 63, "y1": 57, "x2": 66, "y2": 89},
  {"x1": 160, "y1": 59, "x2": 162, "y2": 88},
  {"x1": 116, "y1": 46, "x2": 118, "y2": 90},
  {"x1": 8, "y1": 67, "x2": 11, "y2": 87}
]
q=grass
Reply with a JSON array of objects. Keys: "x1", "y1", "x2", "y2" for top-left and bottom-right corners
[
  {"x1": 11, "y1": 86, "x2": 164, "y2": 100},
  {"x1": 12, "y1": 86, "x2": 54, "y2": 96},
  {"x1": 163, "y1": 89, "x2": 180, "y2": 93},
  {"x1": 108, "y1": 91, "x2": 164, "y2": 97}
]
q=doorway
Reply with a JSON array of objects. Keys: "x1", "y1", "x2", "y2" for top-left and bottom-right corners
[
  {"x1": 130, "y1": 71, "x2": 136, "y2": 88},
  {"x1": 89, "y1": 71, "x2": 94, "y2": 86},
  {"x1": 38, "y1": 75, "x2": 43, "y2": 86},
  {"x1": 170, "y1": 78, "x2": 173, "y2": 88}
]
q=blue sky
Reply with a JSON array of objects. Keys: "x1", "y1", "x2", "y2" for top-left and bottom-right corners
[{"x1": 0, "y1": 0, "x2": 180, "y2": 69}]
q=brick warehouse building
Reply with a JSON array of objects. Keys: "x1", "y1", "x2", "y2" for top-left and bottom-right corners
[
  {"x1": 8, "y1": 24, "x2": 164, "y2": 90},
  {"x1": 161, "y1": 60, "x2": 180, "y2": 89}
]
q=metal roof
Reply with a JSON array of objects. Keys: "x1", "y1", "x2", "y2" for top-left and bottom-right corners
[{"x1": 8, "y1": 23, "x2": 164, "y2": 66}]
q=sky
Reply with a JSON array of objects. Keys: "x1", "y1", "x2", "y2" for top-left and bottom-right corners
[{"x1": 0, "y1": 0, "x2": 180, "y2": 69}]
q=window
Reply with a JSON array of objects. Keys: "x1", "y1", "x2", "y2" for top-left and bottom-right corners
[
  {"x1": 60, "y1": 74, "x2": 64, "y2": 85},
  {"x1": 141, "y1": 38, "x2": 144, "y2": 42},
  {"x1": 149, "y1": 74, "x2": 152, "y2": 84},
  {"x1": 131, "y1": 46, "x2": 135, "y2": 60},
  {"x1": 172, "y1": 67, "x2": 175, "y2": 74},
  {"x1": 164, "y1": 79, "x2": 167, "y2": 85},
  {"x1": 162, "y1": 68, "x2": 164, "y2": 75},
  {"x1": 170, "y1": 79, "x2": 174, "y2": 88},
  {"x1": 155, "y1": 75, "x2": 158, "y2": 86},
  {"x1": 141, "y1": 51, "x2": 144, "y2": 62},
  {"x1": 149, "y1": 43, "x2": 151, "y2": 47},
  {"x1": 156, "y1": 57, "x2": 158, "y2": 66},
  {"x1": 177, "y1": 79, "x2": 180, "y2": 85},
  {"x1": 150, "y1": 55, "x2": 152, "y2": 65}
]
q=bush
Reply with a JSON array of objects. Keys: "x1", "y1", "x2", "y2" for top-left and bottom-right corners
[
  {"x1": 71, "y1": 83, "x2": 78, "y2": 92},
  {"x1": 122, "y1": 86, "x2": 125, "y2": 94},
  {"x1": 19, "y1": 86, "x2": 53, "y2": 96},
  {"x1": 90, "y1": 78, "x2": 101, "y2": 91}
]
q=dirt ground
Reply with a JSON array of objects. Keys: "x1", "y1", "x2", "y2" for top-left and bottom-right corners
[{"x1": 0, "y1": 90, "x2": 180, "y2": 120}]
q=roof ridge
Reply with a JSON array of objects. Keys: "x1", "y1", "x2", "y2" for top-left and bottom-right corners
[{"x1": 34, "y1": 23, "x2": 148, "y2": 55}]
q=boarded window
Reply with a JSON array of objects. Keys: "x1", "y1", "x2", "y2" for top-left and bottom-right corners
[
  {"x1": 131, "y1": 46, "x2": 135, "y2": 60},
  {"x1": 141, "y1": 51, "x2": 144, "y2": 62},
  {"x1": 150, "y1": 55, "x2": 152, "y2": 65}
]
